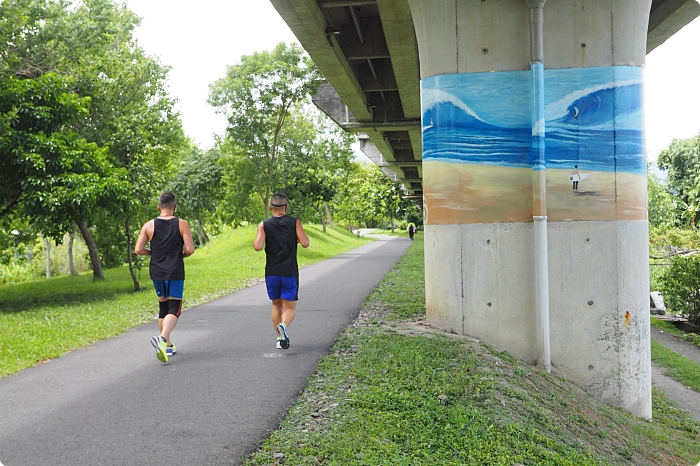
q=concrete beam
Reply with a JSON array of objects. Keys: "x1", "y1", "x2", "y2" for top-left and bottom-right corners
[
  {"x1": 270, "y1": 0, "x2": 373, "y2": 120},
  {"x1": 318, "y1": 0, "x2": 377, "y2": 8},
  {"x1": 647, "y1": 0, "x2": 700, "y2": 52},
  {"x1": 337, "y1": 17, "x2": 391, "y2": 60},
  {"x1": 377, "y1": 0, "x2": 421, "y2": 119}
]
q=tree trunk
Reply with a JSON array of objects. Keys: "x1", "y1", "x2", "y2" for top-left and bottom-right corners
[
  {"x1": 68, "y1": 223, "x2": 78, "y2": 275},
  {"x1": 389, "y1": 209, "x2": 395, "y2": 232},
  {"x1": 76, "y1": 220, "x2": 104, "y2": 280},
  {"x1": 125, "y1": 217, "x2": 140, "y2": 291},
  {"x1": 324, "y1": 201, "x2": 334, "y2": 228},
  {"x1": 197, "y1": 218, "x2": 205, "y2": 246},
  {"x1": 41, "y1": 235, "x2": 51, "y2": 279},
  {"x1": 314, "y1": 205, "x2": 326, "y2": 233}
]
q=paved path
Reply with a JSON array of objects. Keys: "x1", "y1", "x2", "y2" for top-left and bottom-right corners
[
  {"x1": 650, "y1": 324, "x2": 700, "y2": 421},
  {"x1": 0, "y1": 236, "x2": 411, "y2": 466}
]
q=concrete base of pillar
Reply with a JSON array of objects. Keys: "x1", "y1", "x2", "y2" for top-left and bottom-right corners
[{"x1": 424, "y1": 220, "x2": 651, "y2": 418}]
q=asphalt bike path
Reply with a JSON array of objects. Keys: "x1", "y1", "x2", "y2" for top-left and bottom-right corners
[{"x1": 0, "y1": 236, "x2": 411, "y2": 466}]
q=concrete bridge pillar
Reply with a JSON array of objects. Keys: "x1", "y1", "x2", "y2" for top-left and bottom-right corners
[{"x1": 408, "y1": 0, "x2": 651, "y2": 418}]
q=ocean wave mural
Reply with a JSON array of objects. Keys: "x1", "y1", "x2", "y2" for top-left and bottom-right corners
[{"x1": 421, "y1": 66, "x2": 647, "y2": 224}]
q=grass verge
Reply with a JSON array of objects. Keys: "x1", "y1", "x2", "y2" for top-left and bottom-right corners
[
  {"x1": 245, "y1": 239, "x2": 700, "y2": 466},
  {"x1": 651, "y1": 317, "x2": 700, "y2": 349},
  {"x1": 651, "y1": 340, "x2": 700, "y2": 393},
  {"x1": 650, "y1": 318, "x2": 700, "y2": 392},
  {"x1": 0, "y1": 225, "x2": 372, "y2": 378}
]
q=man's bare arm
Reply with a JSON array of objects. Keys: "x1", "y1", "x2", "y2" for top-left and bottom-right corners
[
  {"x1": 179, "y1": 219, "x2": 196, "y2": 257},
  {"x1": 134, "y1": 221, "x2": 153, "y2": 256},
  {"x1": 253, "y1": 222, "x2": 266, "y2": 251},
  {"x1": 296, "y1": 219, "x2": 310, "y2": 248}
]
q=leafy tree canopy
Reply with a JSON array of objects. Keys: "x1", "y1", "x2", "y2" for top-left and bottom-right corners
[
  {"x1": 657, "y1": 131, "x2": 700, "y2": 227},
  {"x1": 208, "y1": 42, "x2": 324, "y2": 217}
]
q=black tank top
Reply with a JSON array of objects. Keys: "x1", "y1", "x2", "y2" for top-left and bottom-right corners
[
  {"x1": 263, "y1": 215, "x2": 298, "y2": 277},
  {"x1": 149, "y1": 217, "x2": 185, "y2": 280}
]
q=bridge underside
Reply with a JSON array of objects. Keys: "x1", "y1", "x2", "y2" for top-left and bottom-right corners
[{"x1": 271, "y1": 0, "x2": 699, "y2": 195}]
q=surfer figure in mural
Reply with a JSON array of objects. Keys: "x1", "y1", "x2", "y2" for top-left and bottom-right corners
[
  {"x1": 571, "y1": 165, "x2": 580, "y2": 190},
  {"x1": 570, "y1": 165, "x2": 589, "y2": 191}
]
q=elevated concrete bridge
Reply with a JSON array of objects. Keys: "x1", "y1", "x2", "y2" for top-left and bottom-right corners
[
  {"x1": 271, "y1": 0, "x2": 698, "y2": 194},
  {"x1": 270, "y1": 0, "x2": 700, "y2": 418}
]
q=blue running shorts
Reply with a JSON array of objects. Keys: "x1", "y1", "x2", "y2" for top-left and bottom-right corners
[
  {"x1": 265, "y1": 276, "x2": 298, "y2": 301},
  {"x1": 153, "y1": 280, "x2": 185, "y2": 300}
]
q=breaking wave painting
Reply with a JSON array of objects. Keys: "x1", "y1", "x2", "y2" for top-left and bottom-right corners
[{"x1": 422, "y1": 66, "x2": 647, "y2": 224}]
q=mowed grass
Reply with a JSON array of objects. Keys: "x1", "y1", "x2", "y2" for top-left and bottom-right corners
[
  {"x1": 245, "y1": 239, "x2": 700, "y2": 466},
  {"x1": 0, "y1": 225, "x2": 372, "y2": 378},
  {"x1": 650, "y1": 318, "x2": 700, "y2": 393},
  {"x1": 651, "y1": 340, "x2": 700, "y2": 393}
]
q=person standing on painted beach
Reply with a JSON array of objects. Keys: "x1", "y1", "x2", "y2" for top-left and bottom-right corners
[
  {"x1": 572, "y1": 165, "x2": 580, "y2": 191},
  {"x1": 135, "y1": 191, "x2": 195, "y2": 363},
  {"x1": 253, "y1": 193, "x2": 310, "y2": 350}
]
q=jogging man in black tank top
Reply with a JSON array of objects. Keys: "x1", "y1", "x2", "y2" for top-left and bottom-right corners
[
  {"x1": 253, "y1": 193, "x2": 310, "y2": 349},
  {"x1": 135, "y1": 191, "x2": 195, "y2": 363}
]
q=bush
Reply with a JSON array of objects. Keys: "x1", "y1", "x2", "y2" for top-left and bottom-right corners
[
  {"x1": 658, "y1": 255, "x2": 700, "y2": 325},
  {"x1": 650, "y1": 227, "x2": 700, "y2": 252}
]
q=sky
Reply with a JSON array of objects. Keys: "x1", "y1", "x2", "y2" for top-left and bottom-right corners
[{"x1": 125, "y1": 0, "x2": 700, "y2": 164}]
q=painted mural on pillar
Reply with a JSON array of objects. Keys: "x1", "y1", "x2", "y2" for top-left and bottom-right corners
[{"x1": 421, "y1": 66, "x2": 647, "y2": 224}]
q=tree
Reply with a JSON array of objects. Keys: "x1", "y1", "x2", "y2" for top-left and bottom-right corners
[
  {"x1": 280, "y1": 109, "x2": 355, "y2": 231},
  {"x1": 171, "y1": 146, "x2": 223, "y2": 246},
  {"x1": 0, "y1": 0, "x2": 185, "y2": 284},
  {"x1": 648, "y1": 171, "x2": 677, "y2": 229},
  {"x1": 657, "y1": 132, "x2": 700, "y2": 227},
  {"x1": 62, "y1": 0, "x2": 186, "y2": 288},
  {"x1": 658, "y1": 255, "x2": 700, "y2": 326},
  {"x1": 208, "y1": 42, "x2": 323, "y2": 219},
  {"x1": 0, "y1": 71, "x2": 132, "y2": 280},
  {"x1": 370, "y1": 167, "x2": 403, "y2": 231}
]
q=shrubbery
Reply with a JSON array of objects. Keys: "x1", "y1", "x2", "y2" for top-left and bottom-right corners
[{"x1": 658, "y1": 255, "x2": 700, "y2": 326}]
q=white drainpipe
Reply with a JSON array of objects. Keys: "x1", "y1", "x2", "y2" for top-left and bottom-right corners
[{"x1": 525, "y1": 0, "x2": 551, "y2": 373}]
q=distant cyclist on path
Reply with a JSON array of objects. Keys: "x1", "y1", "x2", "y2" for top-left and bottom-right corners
[
  {"x1": 135, "y1": 191, "x2": 195, "y2": 363},
  {"x1": 253, "y1": 193, "x2": 310, "y2": 349}
]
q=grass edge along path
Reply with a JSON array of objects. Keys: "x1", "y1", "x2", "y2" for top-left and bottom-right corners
[
  {"x1": 0, "y1": 225, "x2": 372, "y2": 378},
  {"x1": 650, "y1": 318, "x2": 700, "y2": 393},
  {"x1": 245, "y1": 239, "x2": 700, "y2": 466}
]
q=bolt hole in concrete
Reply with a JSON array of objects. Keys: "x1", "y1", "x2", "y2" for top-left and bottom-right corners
[
  {"x1": 581, "y1": 43, "x2": 586, "y2": 48},
  {"x1": 586, "y1": 238, "x2": 590, "y2": 242},
  {"x1": 588, "y1": 301, "x2": 594, "y2": 305},
  {"x1": 487, "y1": 302, "x2": 492, "y2": 307},
  {"x1": 481, "y1": 47, "x2": 489, "y2": 54},
  {"x1": 487, "y1": 239, "x2": 491, "y2": 244},
  {"x1": 588, "y1": 365, "x2": 594, "y2": 370}
]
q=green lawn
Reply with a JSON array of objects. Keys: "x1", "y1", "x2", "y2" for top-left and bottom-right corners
[{"x1": 0, "y1": 225, "x2": 372, "y2": 378}]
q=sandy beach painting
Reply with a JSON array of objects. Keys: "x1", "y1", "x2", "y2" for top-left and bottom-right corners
[{"x1": 421, "y1": 66, "x2": 646, "y2": 224}]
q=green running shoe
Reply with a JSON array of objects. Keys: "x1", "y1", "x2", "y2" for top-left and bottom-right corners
[
  {"x1": 166, "y1": 344, "x2": 176, "y2": 357},
  {"x1": 150, "y1": 335, "x2": 168, "y2": 363}
]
